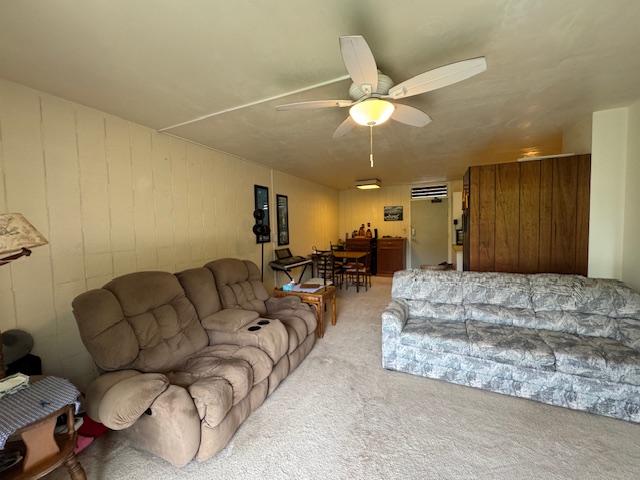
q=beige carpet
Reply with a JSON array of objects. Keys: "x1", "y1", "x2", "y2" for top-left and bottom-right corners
[{"x1": 49, "y1": 277, "x2": 640, "y2": 479}]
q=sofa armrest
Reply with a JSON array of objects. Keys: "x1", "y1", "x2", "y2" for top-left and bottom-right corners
[
  {"x1": 266, "y1": 295, "x2": 302, "y2": 313},
  {"x1": 382, "y1": 299, "x2": 409, "y2": 335},
  {"x1": 201, "y1": 308, "x2": 260, "y2": 332},
  {"x1": 86, "y1": 370, "x2": 169, "y2": 430}
]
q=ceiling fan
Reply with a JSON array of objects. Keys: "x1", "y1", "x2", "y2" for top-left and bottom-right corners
[{"x1": 276, "y1": 35, "x2": 486, "y2": 166}]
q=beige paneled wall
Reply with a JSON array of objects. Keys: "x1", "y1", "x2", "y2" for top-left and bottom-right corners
[
  {"x1": 338, "y1": 185, "x2": 411, "y2": 240},
  {"x1": 0, "y1": 79, "x2": 337, "y2": 389},
  {"x1": 271, "y1": 171, "x2": 339, "y2": 285}
]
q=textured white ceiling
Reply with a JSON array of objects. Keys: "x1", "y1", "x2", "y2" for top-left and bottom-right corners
[{"x1": 1, "y1": 0, "x2": 639, "y2": 189}]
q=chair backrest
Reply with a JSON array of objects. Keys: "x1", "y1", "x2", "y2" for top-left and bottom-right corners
[
  {"x1": 206, "y1": 258, "x2": 270, "y2": 314},
  {"x1": 73, "y1": 271, "x2": 208, "y2": 372}
]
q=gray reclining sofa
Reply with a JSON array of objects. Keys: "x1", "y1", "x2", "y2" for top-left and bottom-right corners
[{"x1": 382, "y1": 270, "x2": 640, "y2": 422}]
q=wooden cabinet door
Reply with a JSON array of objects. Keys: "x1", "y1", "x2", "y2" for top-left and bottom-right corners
[
  {"x1": 465, "y1": 155, "x2": 590, "y2": 274},
  {"x1": 377, "y1": 239, "x2": 405, "y2": 275}
]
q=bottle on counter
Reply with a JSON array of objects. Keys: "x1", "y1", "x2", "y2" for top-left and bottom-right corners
[
  {"x1": 358, "y1": 224, "x2": 365, "y2": 237},
  {"x1": 365, "y1": 222, "x2": 372, "y2": 239}
]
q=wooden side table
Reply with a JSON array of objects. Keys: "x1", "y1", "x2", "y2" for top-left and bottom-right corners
[
  {"x1": 274, "y1": 285, "x2": 337, "y2": 338},
  {"x1": 2, "y1": 402, "x2": 86, "y2": 479}
]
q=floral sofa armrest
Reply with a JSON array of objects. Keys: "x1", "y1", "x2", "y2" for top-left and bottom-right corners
[
  {"x1": 382, "y1": 299, "x2": 409, "y2": 336},
  {"x1": 381, "y1": 299, "x2": 409, "y2": 369}
]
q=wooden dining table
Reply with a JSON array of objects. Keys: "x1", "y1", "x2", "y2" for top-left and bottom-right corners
[{"x1": 332, "y1": 250, "x2": 369, "y2": 292}]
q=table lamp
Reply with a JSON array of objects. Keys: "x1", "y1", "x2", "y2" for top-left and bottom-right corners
[{"x1": 0, "y1": 213, "x2": 48, "y2": 378}]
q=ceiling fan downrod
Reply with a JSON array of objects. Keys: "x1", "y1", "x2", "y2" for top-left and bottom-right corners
[{"x1": 369, "y1": 126, "x2": 374, "y2": 168}]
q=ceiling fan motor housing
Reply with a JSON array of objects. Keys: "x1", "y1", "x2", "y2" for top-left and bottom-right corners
[{"x1": 349, "y1": 72, "x2": 394, "y2": 100}]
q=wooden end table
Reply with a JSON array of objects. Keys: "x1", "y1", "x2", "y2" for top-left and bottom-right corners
[
  {"x1": 274, "y1": 285, "x2": 337, "y2": 338},
  {"x1": 2, "y1": 399, "x2": 86, "y2": 479}
]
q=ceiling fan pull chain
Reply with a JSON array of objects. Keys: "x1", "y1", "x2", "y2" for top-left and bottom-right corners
[{"x1": 369, "y1": 126, "x2": 374, "y2": 168}]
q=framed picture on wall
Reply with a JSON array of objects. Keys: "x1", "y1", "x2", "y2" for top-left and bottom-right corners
[
  {"x1": 254, "y1": 185, "x2": 271, "y2": 244},
  {"x1": 384, "y1": 205, "x2": 403, "y2": 221},
  {"x1": 276, "y1": 194, "x2": 289, "y2": 245}
]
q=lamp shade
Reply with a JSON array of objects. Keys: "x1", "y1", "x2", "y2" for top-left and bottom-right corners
[
  {"x1": 349, "y1": 99, "x2": 395, "y2": 126},
  {"x1": 0, "y1": 213, "x2": 48, "y2": 255}
]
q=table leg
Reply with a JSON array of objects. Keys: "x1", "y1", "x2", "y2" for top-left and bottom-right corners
[
  {"x1": 314, "y1": 300, "x2": 324, "y2": 338},
  {"x1": 356, "y1": 259, "x2": 360, "y2": 293},
  {"x1": 318, "y1": 298, "x2": 325, "y2": 337},
  {"x1": 64, "y1": 453, "x2": 87, "y2": 480},
  {"x1": 331, "y1": 292, "x2": 337, "y2": 325}
]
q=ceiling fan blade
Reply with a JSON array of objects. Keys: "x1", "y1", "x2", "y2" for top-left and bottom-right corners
[
  {"x1": 276, "y1": 100, "x2": 353, "y2": 111},
  {"x1": 388, "y1": 57, "x2": 487, "y2": 99},
  {"x1": 391, "y1": 104, "x2": 432, "y2": 127},
  {"x1": 333, "y1": 117, "x2": 356, "y2": 138},
  {"x1": 339, "y1": 35, "x2": 378, "y2": 92}
]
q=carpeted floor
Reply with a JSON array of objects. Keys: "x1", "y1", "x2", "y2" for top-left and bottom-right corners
[{"x1": 49, "y1": 277, "x2": 640, "y2": 479}]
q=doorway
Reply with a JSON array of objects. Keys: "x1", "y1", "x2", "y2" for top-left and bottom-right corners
[{"x1": 410, "y1": 199, "x2": 449, "y2": 267}]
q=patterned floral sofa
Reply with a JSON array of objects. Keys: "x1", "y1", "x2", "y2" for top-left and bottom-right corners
[{"x1": 382, "y1": 270, "x2": 640, "y2": 422}]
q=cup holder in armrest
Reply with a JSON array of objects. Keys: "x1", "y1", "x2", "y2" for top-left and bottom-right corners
[
  {"x1": 248, "y1": 326, "x2": 261, "y2": 331},
  {"x1": 257, "y1": 320, "x2": 270, "y2": 326}
]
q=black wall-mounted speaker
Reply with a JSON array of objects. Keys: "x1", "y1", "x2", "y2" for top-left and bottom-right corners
[{"x1": 252, "y1": 208, "x2": 270, "y2": 238}]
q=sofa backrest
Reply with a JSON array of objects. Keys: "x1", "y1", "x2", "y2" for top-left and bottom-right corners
[
  {"x1": 73, "y1": 271, "x2": 208, "y2": 372},
  {"x1": 176, "y1": 267, "x2": 223, "y2": 322},
  {"x1": 392, "y1": 269, "x2": 640, "y2": 338},
  {"x1": 206, "y1": 258, "x2": 269, "y2": 314}
]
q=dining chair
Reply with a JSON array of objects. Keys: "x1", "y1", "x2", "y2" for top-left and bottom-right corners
[
  {"x1": 344, "y1": 253, "x2": 371, "y2": 292},
  {"x1": 315, "y1": 250, "x2": 343, "y2": 289}
]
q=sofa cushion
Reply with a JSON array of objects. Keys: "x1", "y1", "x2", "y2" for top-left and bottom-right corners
[
  {"x1": 618, "y1": 318, "x2": 640, "y2": 351},
  {"x1": 529, "y1": 274, "x2": 617, "y2": 316},
  {"x1": 269, "y1": 314, "x2": 309, "y2": 354},
  {"x1": 399, "y1": 317, "x2": 469, "y2": 355},
  {"x1": 201, "y1": 308, "x2": 260, "y2": 332},
  {"x1": 463, "y1": 272, "x2": 532, "y2": 309},
  {"x1": 465, "y1": 304, "x2": 536, "y2": 328},
  {"x1": 72, "y1": 289, "x2": 139, "y2": 370},
  {"x1": 176, "y1": 267, "x2": 222, "y2": 319},
  {"x1": 169, "y1": 351, "x2": 253, "y2": 405},
  {"x1": 188, "y1": 377, "x2": 233, "y2": 429},
  {"x1": 267, "y1": 304, "x2": 317, "y2": 334},
  {"x1": 391, "y1": 270, "x2": 463, "y2": 304},
  {"x1": 407, "y1": 300, "x2": 465, "y2": 321},
  {"x1": 207, "y1": 259, "x2": 270, "y2": 314},
  {"x1": 74, "y1": 271, "x2": 208, "y2": 372},
  {"x1": 534, "y1": 311, "x2": 618, "y2": 339},
  {"x1": 611, "y1": 281, "x2": 640, "y2": 320},
  {"x1": 466, "y1": 321, "x2": 555, "y2": 370},
  {"x1": 539, "y1": 330, "x2": 640, "y2": 385}
]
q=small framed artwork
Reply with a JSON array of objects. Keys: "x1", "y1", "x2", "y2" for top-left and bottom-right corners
[
  {"x1": 384, "y1": 205, "x2": 404, "y2": 221},
  {"x1": 254, "y1": 185, "x2": 271, "y2": 244},
  {"x1": 276, "y1": 194, "x2": 289, "y2": 246}
]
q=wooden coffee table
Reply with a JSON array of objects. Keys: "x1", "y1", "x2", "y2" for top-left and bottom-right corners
[{"x1": 274, "y1": 285, "x2": 337, "y2": 338}]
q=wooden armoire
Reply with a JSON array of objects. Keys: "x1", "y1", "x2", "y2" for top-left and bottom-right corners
[{"x1": 462, "y1": 154, "x2": 591, "y2": 275}]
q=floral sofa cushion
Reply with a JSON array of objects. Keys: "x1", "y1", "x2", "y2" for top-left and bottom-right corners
[
  {"x1": 400, "y1": 317, "x2": 469, "y2": 355},
  {"x1": 466, "y1": 321, "x2": 555, "y2": 370},
  {"x1": 539, "y1": 330, "x2": 640, "y2": 386},
  {"x1": 463, "y1": 272, "x2": 532, "y2": 309}
]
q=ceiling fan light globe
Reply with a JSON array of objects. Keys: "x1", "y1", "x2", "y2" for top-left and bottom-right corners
[{"x1": 349, "y1": 99, "x2": 395, "y2": 126}]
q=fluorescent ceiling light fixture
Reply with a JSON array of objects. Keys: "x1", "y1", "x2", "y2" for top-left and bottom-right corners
[
  {"x1": 517, "y1": 152, "x2": 575, "y2": 162},
  {"x1": 355, "y1": 179, "x2": 382, "y2": 189},
  {"x1": 349, "y1": 99, "x2": 395, "y2": 126}
]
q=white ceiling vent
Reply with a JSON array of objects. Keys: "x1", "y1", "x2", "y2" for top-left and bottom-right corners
[{"x1": 411, "y1": 184, "x2": 448, "y2": 199}]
